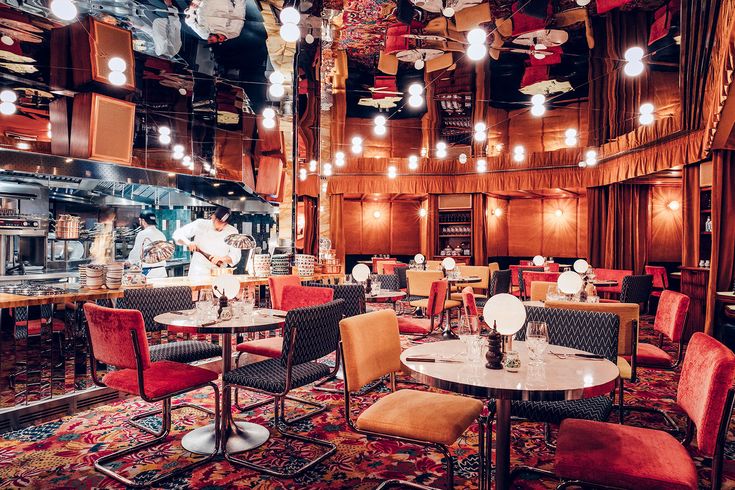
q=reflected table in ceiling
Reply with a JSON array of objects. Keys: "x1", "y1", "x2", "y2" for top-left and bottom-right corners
[
  {"x1": 154, "y1": 308, "x2": 285, "y2": 455},
  {"x1": 401, "y1": 340, "x2": 619, "y2": 490}
]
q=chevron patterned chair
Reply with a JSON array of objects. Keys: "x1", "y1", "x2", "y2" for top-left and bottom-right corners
[{"x1": 487, "y1": 306, "x2": 620, "y2": 447}]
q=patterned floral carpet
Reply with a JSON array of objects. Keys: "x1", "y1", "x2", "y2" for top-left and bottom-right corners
[{"x1": 0, "y1": 313, "x2": 732, "y2": 489}]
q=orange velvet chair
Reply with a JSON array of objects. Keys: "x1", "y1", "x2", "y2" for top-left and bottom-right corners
[
  {"x1": 520, "y1": 271, "x2": 560, "y2": 300},
  {"x1": 83, "y1": 303, "x2": 219, "y2": 487},
  {"x1": 268, "y1": 275, "x2": 301, "y2": 310},
  {"x1": 371, "y1": 257, "x2": 396, "y2": 273},
  {"x1": 509, "y1": 265, "x2": 544, "y2": 297},
  {"x1": 512, "y1": 332, "x2": 735, "y2": 490},
  {"x1": 592, "y1": 268, "x2": 632, "y2": 295},
  {"x1": 461, "y1": 286, "x2": 479, "y2": 317},
  {"x1": 645, "y1": 264, "x2": 669, "y2": 310}
]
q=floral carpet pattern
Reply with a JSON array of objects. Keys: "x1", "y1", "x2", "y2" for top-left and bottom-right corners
[{"x1": 0, "y1": 313, "x2": 733, "y2": 489}]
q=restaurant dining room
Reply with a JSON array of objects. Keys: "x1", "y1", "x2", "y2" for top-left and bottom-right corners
[{"x1": 0, "y1": 0, "x2": 735, "y2": 488}]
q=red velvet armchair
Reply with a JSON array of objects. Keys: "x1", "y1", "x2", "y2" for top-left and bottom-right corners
[
  {"x1": 397, "y1": 280, "x2": 452, "y2": 338},
  {"x1": 268, "y1": 275, "x2": 301, "y2": 310}
]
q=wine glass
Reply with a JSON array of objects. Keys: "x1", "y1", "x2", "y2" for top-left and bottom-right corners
[
  {"x1": 526, "y1": 321, "x2": 549, "y2": 365},
  {"x1": 196, "y1": 289, "x2": 214, "y2": 322}
]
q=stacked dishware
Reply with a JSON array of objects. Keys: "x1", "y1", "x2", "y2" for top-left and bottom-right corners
[
  {"x1": 270, "y1": 254, "x2": 291, "y2": 275},
  {"x1": 295, "y1": 254, "x2": 315, "y2": 277},
  {"x1": 253, "y1": 254, "x2": 271, "y2": 277},
  {"x1": 85, "y1": 265, "x2": 106, "y2": 289},
  {"x1": 105, "y1": 262, "x2": 124, "y2": 289},
  {"x1": 78, "y1": 264, "x2": 87, "y2": 288},
  {"x1": 56, "y1": 214, "x2": 81, "y2": 239}
]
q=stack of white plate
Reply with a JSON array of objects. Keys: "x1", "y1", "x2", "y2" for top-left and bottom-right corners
[
  {"x1": 253, "y1": 254, "x2": 271, "y2": 277},
  {"x1": 78, "y1": 265, "x2": 87, "y2": 288},
  {"x1": 270, "y1": 254, "x2": 291, "y2": 275},
  {"x1": 295, "y1": 254, "x2": 315, "y2": 277},
  {"x1": 85, "y1": 265, "x2": 106, "y2": 289},
  {"x1": 106, "y1": 263, "x2": 124, "y2": 289}
]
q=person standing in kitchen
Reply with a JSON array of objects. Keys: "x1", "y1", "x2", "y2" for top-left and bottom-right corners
[
  {"x1": 127, "y1": 210, "x2": 168, "y2": 278},
  {"x1": 172, "y1": 206, "x2": 241, "y2": 277}
]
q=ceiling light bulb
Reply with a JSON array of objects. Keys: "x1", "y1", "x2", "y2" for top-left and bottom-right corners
[
  {"x1": 576, "y1": 0, "x2": 591, "y2": 5},
  {"x1": 16, "y1": 142, "x2": 30, "y2": 150},
  {"x1": 0, "y1": 102, "x2": 16, "y2": 115},
  {"x1": 474, "y1": 130, "x2": 487, "y2": 142},
  {"x1": 373, "y1": 210, "x2": 381, "y2": 219},
  {"x1": 279, "y1": 6, "x2": 300, "y2": 24},
  {"x1": 585, "y1": 150, "x2": 597, "y2": 159},
  {"x1": 280, "y1": 23, "x2": 300, "y2": 42},
  {"x1": 263, "y1": 107, "x2": 276, "y2": 119},
  {"x1": 158, "y1": 134, "x2": 171, "y2": 145},
  {"x1": 1, "y1": 36, "x2": 13, "y2": 46},
  {"x1": 374, "y1": 125, "x2": 386, "y2": 136},
  {"x1": 667, "y1": 200, "x2": 680, "y2": 211},
  {"x1": 436, "y1": 149, "x2": 447, "y2": 159},
  {"x1": 565, "y1": 128, "x2": 577, "y2": 138},
  {"x1": 414, "y1": 59, "x2": 424, "y2": 70},
  {"x1": 335, "y1": 151, "x2": 345, "y2": 161},
  {"x1": 269, "y1": 71, "x2": 286, "y2": 84},
  {"x1": 436, "y1": 141, "x2": 447, "y2": 150},
  {"x1": 565, "y1": 137, "x2": 577, "y2": 147},
  {"x1": 408, "y1": 159, "x2": 418, "y2": 170},
  {"x1": 624, "y1": 60, "x2": 645, "y2": 77},
  {"x1": 334, "y1": 157, "x2": 345, "y2": 167},
  {"x1": 408, "y1": 83, "x2": 424, "y2": 96},
  {"x1": 309, "y1": 160, "x2": 317, "y2": 172},
  {"x1": 351, "y1": 136, "x2": 363, "y2": 146},
  {"x1": 374, "y1": 115, "x2": 387, "y2": 126},
  {"x1": 493, "y1": 208, "x2": 503, "y2": 217},
  {"x1": 351, "y1": 144, "x2": 362, "y2": 154},
  {"x1": 442, "y1": 6, "x2": 455, "y2": 17},
  {"x1": 555, "y1": 209, "x2": 563, "y2": 217},
  {"x1": 476, "y1": 159, "x2": 487, "y2": 173},
  {"x1": 639, "y1": 113, "x2": 654, "y2": 125},
  {"x1": 387, "y1": 165, "x2": 397, "y2": 178},
  {"x1": 158, "y1": 126, "x2": 171, "y2": 136},
  {"x1": 458, "y1": 153, "x2": 467, "y2": 164},
  {"x1": 513, "y1": 152, "x2": 525, "y2": 162},
  {"x1": 419, "y1": 208, "x2": 427, "y2": 217},
  {"x1": 513, "y1": 145, "x2": 525, "y2": 154},
  {"x1": 108, "y1": 57, "x2": 127, "y2": 72},
  {"x1": 530, "y1": 104, "x2": 545, "y2": 117},
  {"x1": 531, "y1": 93, "x2": 545, "y2": 106},
  {"x1": 108, "y1": 71, "x2": 126, "y2": 86},
  {"x1": 408, "y1": 94, "x2": 423, "y2": 108},
  {"x1": 467, "y1": 28, "x2": 487, "y2": 45},
  {"x1": 474, "y1": 121, "x2": 486, "y2": 132},
  {"x1": 639, "y1": 102, "x2": 654, "y2": 114},
  {"x1": 262, "y1": 117, "x2": 276, "y2": 129},
  {"x1": 624, "y1": 46, "x2": 645, "y2": 62},
  {"x1": 323, "y1": 163, "x2": 333, "y2": 176},
  {"x1": 50, "y1": 0, "x2": 77, "y2": 21},
  {"x1": 268, "y1": 83, "x2": 285, "y2": 98},
  {"x1": 467, "y1": 43, "x2": 487, "y2": 61},
  {"x1": 0, "y1": 90, "x2": 17, "y2": 103},
  {"x1": 173, "y1": 144, "x2": 184, "y2": 153}
]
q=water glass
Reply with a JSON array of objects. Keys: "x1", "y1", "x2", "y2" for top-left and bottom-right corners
[
  {"x1": 526, "y1": 321, "x2": 549, "y2": 365},
  {"x1": 458, "y1": 315, "x2": 481, "y2": 360}
]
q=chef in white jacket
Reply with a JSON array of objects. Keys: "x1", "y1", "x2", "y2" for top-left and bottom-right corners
[
  {"x1": 127, "y1": 210, "x2": 168, "y2": 278},
  {"x1": 172, "y1": 206, "x2": 241, "y2": 277}
]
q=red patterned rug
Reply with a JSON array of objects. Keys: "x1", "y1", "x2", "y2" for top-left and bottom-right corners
[{"x1": 0, "y1": 314, "x2": 732, "y2": 489}]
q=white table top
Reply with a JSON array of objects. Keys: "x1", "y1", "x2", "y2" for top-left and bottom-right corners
[
  {"x1": 154, "y1": 308, "x2": 286, "y2": 334},
  {"x1": 365, "y1": 291, "x2": 406, "y2": 302},
  {"x1": 401, "y1": 340, "x2": 619, "y2": 401}
]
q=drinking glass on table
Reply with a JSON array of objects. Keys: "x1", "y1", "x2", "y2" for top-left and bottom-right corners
[
  {"x1": 196, "y1": 289, "x2": 214, "y2": 322},
  {"x1": 458, "y1": 315, "x2": 481, "y2": 360},
  {"x1": 526, "y1": 321, "x2": 549, "y2": 365}
]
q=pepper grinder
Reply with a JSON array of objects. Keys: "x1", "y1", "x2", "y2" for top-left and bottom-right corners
[{"x1": 485, "y1": 320, "x2": 503, "y2": 370}]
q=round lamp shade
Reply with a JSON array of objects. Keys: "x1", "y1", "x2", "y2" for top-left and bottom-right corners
[
  {"x1": 212, "y1": 275, "x2": 240, "y2": 299},
  {"x1": 352, "y1": 264, "x2": 371, "y2": 282},
  {"x1": 141, "y1": 240, "x2": 174, "y2": 264},
  {"x1": 483, "y1": 293, "x2": 527, "y2": 336},
  {"x1": 573, "y1": 259, "x2": 589, "y2": 274},
  {"x1": 441, "y1": 257, "x2": 456, "y2": 271},
  {"x1": 225, "y1": 234, "x2": 257, "y2": 249},
  {"x1": 414, "y1": 253, "x2": 425, "y2": 264},
  {"x1": 532, "y1": 255, "x2": 545, "y2": 266},
  {"x1": 558, "y1": 271, "x2": 584, "y2": 295}
]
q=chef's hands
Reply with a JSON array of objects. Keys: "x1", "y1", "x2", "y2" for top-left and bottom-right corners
[
  {"x1": 209, "y1": 255, "x2": 232, "y2": 266},
  {"x1": 187, "y1": 243, "x2": 198, "y2": 253}
]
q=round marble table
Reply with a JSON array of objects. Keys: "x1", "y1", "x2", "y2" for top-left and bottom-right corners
[
  {"x1": 401, "y1": 340, "x2": 619, "y2": 490},
  {"x1": 154, "y1": 308, "x2": 286, "y2": 455}
]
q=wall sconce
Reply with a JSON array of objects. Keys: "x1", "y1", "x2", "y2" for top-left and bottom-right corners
[
  {"x1": 667, "y1": 200, "x2": 680, "y2": 211},
  {"x1": 555, "y1": 209, "x2": 563, "y2": 217},
  {"x1": 373, "y1": 210, "x2": 381, "y2": 219},
  {"x1": 418, "y1": 208, "x2": 427, "y2": 218},
  {"x1": 492, "y1": 208, "x2": 503, "y2": 217}
]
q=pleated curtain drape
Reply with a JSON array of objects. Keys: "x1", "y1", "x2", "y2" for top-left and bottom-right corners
[
  {"x1": 302, "y1": 196, "x2": 319, "y2": 257},
  {"x1": 587, "y1": 183, "x2": 650, "y2": 274},
  {"x1": 329, "y1": 194, "x2": 345, "y2": 268},
  {"x1": 472, "y1": 193, "x2": 487, "y2": 266},
  {"x1": 681, "y1": 163, "x2": 701, "y2": 267},
  {"x1": 705, "y1": 150, "x2": 735, "y2": 335},
  {"x1": 422, "y1": 194, "x2": 439, "y2": 259}
]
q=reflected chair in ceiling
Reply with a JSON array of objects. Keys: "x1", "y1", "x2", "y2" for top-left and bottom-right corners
[
  {"x1": 223, "y1": 300, "x2": 344, "y2": 478},
  {"x1": 340, "y1": 309, "x2": 487, "y2": 489},
  {"x1": 487, "y1": 306, "x2": 619, "y2": 448},
  {"x1": 83, "y1": 303, "x2": 219, "y2": 488},
  {"x1": 511, "y1": 333, "x2": 735, "y2": 490}
]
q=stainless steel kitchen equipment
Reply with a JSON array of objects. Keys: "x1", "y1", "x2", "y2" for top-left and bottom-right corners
[{"x1": 0, "y1": 213, "x2": 49, "y2": 276}]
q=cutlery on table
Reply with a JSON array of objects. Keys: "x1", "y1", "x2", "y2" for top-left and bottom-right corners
[
  {"x1": 550, "y1": 352, "x2": 604, "y2": 360},
  {"x1": 405, "y1": 356, "x2": 463, "y2": 364}
]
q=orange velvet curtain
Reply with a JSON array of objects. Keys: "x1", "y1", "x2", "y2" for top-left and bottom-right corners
[
  {"x1": 702, "y1": 0, "x2": 735, "y2": 148},
  {"x1": 329, "y1": 194, "x2": 345, "y2": 267},
  {"x1": 705, "y1": 150, "x2": 735, "y2": 334},
  {"x1": 302, "y1": 196, "x2": 319, "y2": 257},
  {"x1": 681, "y1": 163, "x2": 701, "y2": 267},
  {"x1": 587, "y1": 184, "x2": 650, "y2": 273},
  {"x1": 422, "y1": 195, "x2": 439, "y2": 258},
  {"x1": 472, "y1": 193, "x2": 487, "y2": 265}
]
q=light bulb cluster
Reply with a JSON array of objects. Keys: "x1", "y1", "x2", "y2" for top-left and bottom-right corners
[
  {"x1": 623, "y1": 46, "x2": 645, "y2": 77},
  {"x1": 107, "y1": 57, "x2": 127, "y2": 86},
  {"x1": 579, "y1": 149, "x2": 598, "y2": 168},
  {"x1": 0, "y1": 89, "x2": 17, "y2": 115},
  {"x1": 408, "y1": 155, "x2": 419, "y2": 171},
  {"x1": 512, "y1": 145, "x2": 525, "y2": 162},
  {"x1": 473, "y1": 121, "x2": 487, "y2": 142},
  {"x1": 334, "y1": 151, "x2": 345, "y2": 167},
  {"x1": 309, "y1": 159, "x2": 317, "y2": 172},
  {"x1": 262, "y1": 107, "x2": 276, "y2": 129},
  {"x1": 476, "y1": 158, "x2": 487, "y2": 173},
  {"x1": 158, "y1": 126, "x2": 171, "y2": 145},
  {"x1": 351, "y1": 136, "x2": 363, "y2": 154},
  {"x1": 639, "y1": 102, "x2": 654, "y2": 125},
  {"x1": 323, "y1": 162, "x2": 333, "y2": 176},
  {"x1": 564, "y1": 128, "x2": 578, "y2": 147},
  {"x1": 466, "y1": 28, "x2": 487, "y2": 61},
  {"x1": 387, "y1": 165, "x2": 397, "y2": 179},
  {"x1": 279, "y1": 7, "x2": 301, "y2": 43},
  {"x1": 50, "y1": 0, "x2": 77, "y2": 20},
  {"x1": 435, "y1": 141, "x2": 447, "y2": 159},
  {"x1": 374, "y1": 114, "x2": 387, "y2": 136},
  {"x1": 530, "y1": 93, "x2": 545, "y2": 117},
  {"x1": 268, "y1": 71, "x2": 286, "y2": 99},
  {"x1": 407, "y1": 83, "x2": 424, "y2": 108},
  {"x1": 458, "y1": 153, "x2": 467, "y2": 164},
  {"x1": 299, "y1": 167, "x2": 307, "y2": 181}
]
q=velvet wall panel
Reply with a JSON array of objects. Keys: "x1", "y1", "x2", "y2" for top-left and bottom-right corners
[
  {"x1": 343, "y1": 200, "x2": 363, "y2": 255},
  {"x1": 542, "y1": 198, "x2": 578, "y2": 258},
  {"x1": 508, "y1": 200, "x2": 543, "y2": 257},
  {"x1": 649, "y1": 186, "x2": 683, "y2": 263}
]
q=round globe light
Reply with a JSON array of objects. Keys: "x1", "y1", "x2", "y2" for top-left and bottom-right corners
[
  {"x1": 436, "y1": 141, "x2": 447, "y2": 150},
  {"x1": 108, "y1": 57, "x2": 127, "y2": 72},
  {"x1": 531, "y1": 93, "x2": 545, "y2": 106},
  {"x1": 639, "y1": 102, "x2": 654, "y2": 114},
  {"x1": 269, "y1": 71, "x2": 286, "y2": 84},
  {"x1": 624, "y1": 60, "x2": 644, "y2": 77},
  {"x1": 305, "y1": 33, "x2": 315, "y2": 44},
  {"x1": 474, "y1": 130, "x2": 487, "y2": 142},
  {"x1": 532, "y1": 255, "x2": 545, "y2": 266},
  {"x1": 335, "y1": 151, "x2": 345, "y2": 161},
  {"x1": 467, "y1": 43, "x2": 487, "y2": 61},
  {"x1": 565, "y1": 137, "x2": 578, "y2": 147},
  {"x1": 334, "y1": 157, "x2": 345, "y2": 167},
  {"x1": 351, "y1": 144, "x2": 362, "y2": 154},
  {"x1": 483, "y1": 293, "x2": 527, "y2": 336},
  {"x1": 280, "y1": 23, "x2": 300, "y2": 43},
  {"x1": 513, "y1": 152, "x2": 525, "y2": 162},
  {"x1": 50, "y1": 0, "x2": 77, "y2": 21},
  {"x1": 639, "y1": 113, "x2": 654, "y2": 125},
  {"x1": 414, "y1": 59, "x2": 425, "y2": 70},
  {"x1": 408, "y1": 83, "x2": 424, "y2": 96},
  {"x1": 0, "y1": 90, "x2": 17, "y2": 103},
  {"x1": 173, "y1": 144, "x2": 184, "y2": 153},
  {"x1": 414, "y1": 253, "x2": 425, "y2": 264},
  {"x1": 441, "y1": 257, "x2": 456, "y2": 271},
  {"x1": 530, "y1": 105, "x2": 545, "y2": 117},
  {"x1": 474, "y1": 121, "x2": 486, "y2": 132},
  {"x1": 374, "y1": 124, "x2": 387, "y2": 136},
  {"x1": 158, "y1": 126, "x2": 171, "y2": 136},
  {"x1": 268, "y1": 83, "x2": 285, "y2": 98},
  {"x1": 352, "y1": 263, "x2": 371, "y2": 282},
  {"x1": 108, "y1": 71, "x2": 127, "y2": 86},
  {"x1": 442, "y1": 6, "x2": 455, "y2": 17},
  {"x1": 374, "y1": 115, "x2": 387, "y2": 126},
  {"x1": 158, "y1": 134, "x2": 171, "y2": 145},
  {"x1": 408, "y1": 94, "x2": 423, "y2": 108},
  {"x1": 436, "y1": 149, "x2": 447, "y2": 159},
  {"x1": 309, "y1": 160, "x2": 317, "y2": 171},
  {"x1": 458, "y1": 153, "x2": 467, "y2": 164},
  {"x1": 467, "y1": 28, "x2": 487, "y2": 45},
  {"x1": 408, "y1": 159, "x2": 418, "y2": 170},
  {"x1": 558, "y1": 270, "x2": 584, "y2": 295},
  {"x1": 576, "y1": 0, "x2": 591, "y2": 5},
  {"x1": 1, "y1": 35, "x2": 13, "y2": 46},
  {"x1": 263, "y1": 107, "x2": 276, "y2": 119},
  {"x1": 279, "y1": 6, "x2": 300, "y2": 24},
  {"x1": 565, "y1": 128, "x2": 577, "y2": 138},
  {"x1": 0, "y1": 102, "x2": 16, "y2": 116},
  {"x1": 624, "y1": 46, "x2": 645, "y2": 62},
  {"x1": 351, "y1": 136, "x2": 363, "y2": 146},
  {"x1": 513, "y1": 145, "x2": 525, "y2": 154},
  {"x1": 573, "y1": 259, "x2": 589, "y2": 274},
  {"x1": 262, "y1": 117, "x2": 276, "y2": 129}
]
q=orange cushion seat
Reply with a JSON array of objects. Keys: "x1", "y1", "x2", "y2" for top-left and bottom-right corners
[
  {"x1": 555, "y1": 419, "x2": 698, "y2": 490},
  {"x1": 235, "y1": 336, "x2": 283, "y2": 358},
  {"x1": 103, "y1": 360, "x2": 218, "y2": 399},
  {"x1": 356, "y1": 389, "x2": 483, "y2": 445},
  {"x1": 396, "y1": 317, "x2": 432, "y2": 334},
  {"x1": 635, "y1": 342, "x2": 674, "y2": 368}
]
